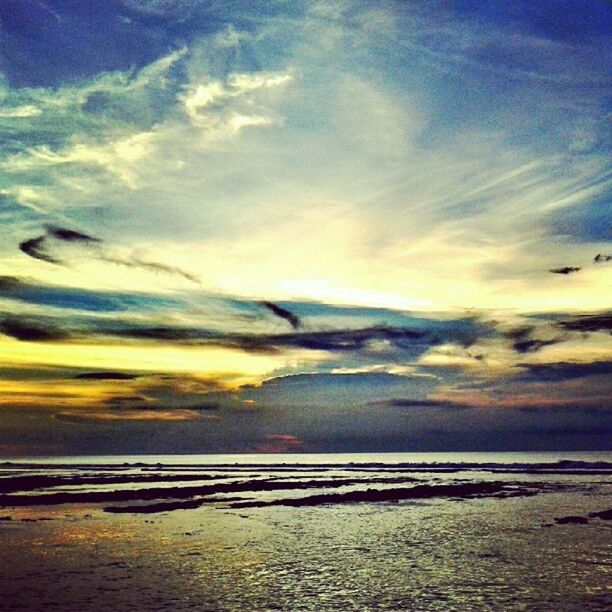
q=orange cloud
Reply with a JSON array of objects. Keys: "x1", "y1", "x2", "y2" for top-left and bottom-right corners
[
  {"x1": 253, "y1": 433, "x2": 304, "y2": 453},
  {"x1": 54, "y1": 409, "x2": 205, "y2": 423}
]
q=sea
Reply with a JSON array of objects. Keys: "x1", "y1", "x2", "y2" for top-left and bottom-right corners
[{"x1": 0, "y1": 452, "x2": 610, "y2": 610}]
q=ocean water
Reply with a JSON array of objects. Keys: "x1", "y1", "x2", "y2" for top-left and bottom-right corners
[
  {"x1": 3, "y1": 451, "x2": 611, "y2": 465},
  {"x1": 0, "y1": 453, "x2": 610, "y2": 610}
]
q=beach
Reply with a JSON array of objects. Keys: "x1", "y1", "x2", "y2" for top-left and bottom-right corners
[{"x1": 0, "y1": 453, "x2": 610, "y2": 610}]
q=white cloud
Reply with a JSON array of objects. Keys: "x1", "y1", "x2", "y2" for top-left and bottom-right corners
[
  {"x1": 0, "y1": 105, "x2": 42, "y2": 118},
  {"x1": 181, "y1": 70, "x2": 293, "y2": 138},
  {"x1": 2, "y1": 131, "x2": 158, "y2": 188}
]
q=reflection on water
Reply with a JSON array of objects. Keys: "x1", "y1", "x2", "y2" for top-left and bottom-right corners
[
  {"x1": 3, "y1": 450, "x2": 612, "y2": 466},
  {"x1": 0, "y1": 454, "x2": 610, "y2": 610}
]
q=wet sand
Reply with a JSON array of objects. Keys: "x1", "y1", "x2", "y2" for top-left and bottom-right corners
[{"x1": 0, "y1": 457, "x2": 610, "y2": 610}]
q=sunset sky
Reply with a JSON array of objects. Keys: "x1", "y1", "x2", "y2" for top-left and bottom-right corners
[{"x1": 0, "y1": 0, "x2": 610, "y2": 454}]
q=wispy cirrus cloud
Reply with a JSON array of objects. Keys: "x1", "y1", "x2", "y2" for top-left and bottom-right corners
[{"x1": 181, "y1": 70, "x2": 293, "y2": 138}]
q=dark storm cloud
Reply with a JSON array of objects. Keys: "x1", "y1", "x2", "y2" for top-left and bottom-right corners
[
  {"x1": 261, "y1": 301, "x2": 301, "y2": 329},
  {"x1": 557, "y1": 313, "x2": 612, "y2": 333},
  {"x1": 187, "y1": 402, "x2": 220, "y2": 411},
  {"x1": 0, "y1": 276, "x2": 495, "y2": 356},
  {"x1": 516, "y1": 361, "x2": 612, "y2": 382},
  {"x1": 0, "y1": 314, "x2": 68, "y2": 342},
  {"x1": 380, "y1": 399, "x2": 470, "y2": 410},
  {"x1": 107, "y1": 324, "x2": 437, "y2": 355},
  {"x1": 18, "y1": 225, "x2": 99, "y2": 265},
  {"x1": 252, "y1": 326, "x2": 425, "y2": 352},
  {"x1": 17, "y1": 226, "x2": 201, "y2": 284},
  {"x1": 546, "y1": 255, "x2": 611, "y2": 277},
  {"x1": 0, "y1": 276, "x2": 22, "y2": 290},
  {"x1": 44, "y1": 225, "x2": 100, "y2": 243},
  {"x1": 0, "y1": 311, "x2": 103, "y2": 343},
  {"x1": 549, "y1": 266, "x2": 581, "y2": 275},
  {"x1": 105, "y1": 395, "x2": 151, "y2": 405},
  {"x1": 512, "y1": 338, "x2": 563, "y2": 353},
  {"x1": 0, "y1": 364, "x2": 144, "y2": 382},
  {"x1": 1, "y1": 276, "x2": 608, "y2": 408},
  {"x1": 0, "y1": 278, "x2": 490, "y2": 358},
  {"x1": 18, "y1": 235, "x2": 59, "y2": 264},
  {"x1": 74, "y1": 372, "x2": 141, "y2": 380},
  {"x1": 502, "y1": 325, "x2": 566, "y2": 353},
  {"x1": 3, "y1": 292, "x2": 605, "y2": 374},
  {"x1": 18, "y1": 225, "x2": 100, "y2": 265}
]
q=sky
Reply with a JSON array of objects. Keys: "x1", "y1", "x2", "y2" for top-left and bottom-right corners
[{"x1": 0, "y1": 0, "x2": 610, "y2": 454}]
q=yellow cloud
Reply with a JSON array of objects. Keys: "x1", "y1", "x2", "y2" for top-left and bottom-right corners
[
  {"x1": 0, "y1": 337, "x2": 328, "y2": 389},
  {"x1": 56, "y1": 409, "x2": 202, "y2": 422}
]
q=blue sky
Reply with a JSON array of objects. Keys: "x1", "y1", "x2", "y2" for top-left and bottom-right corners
[{"x1": 0, "y1": 1, "x2": 610, "y2": 453}]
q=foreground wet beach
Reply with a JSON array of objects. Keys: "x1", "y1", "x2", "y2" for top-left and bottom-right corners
[{"x1": 0, "y1": 455, "x2": 610, "y2": 610}]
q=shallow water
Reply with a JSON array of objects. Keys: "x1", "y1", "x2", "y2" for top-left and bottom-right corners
[
  {"x1": 3, "y1": 451, "x2": 611, "y2": 466},
  {"x1": 0, "y1": 453, "x2": 610, "y2": 610}
]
